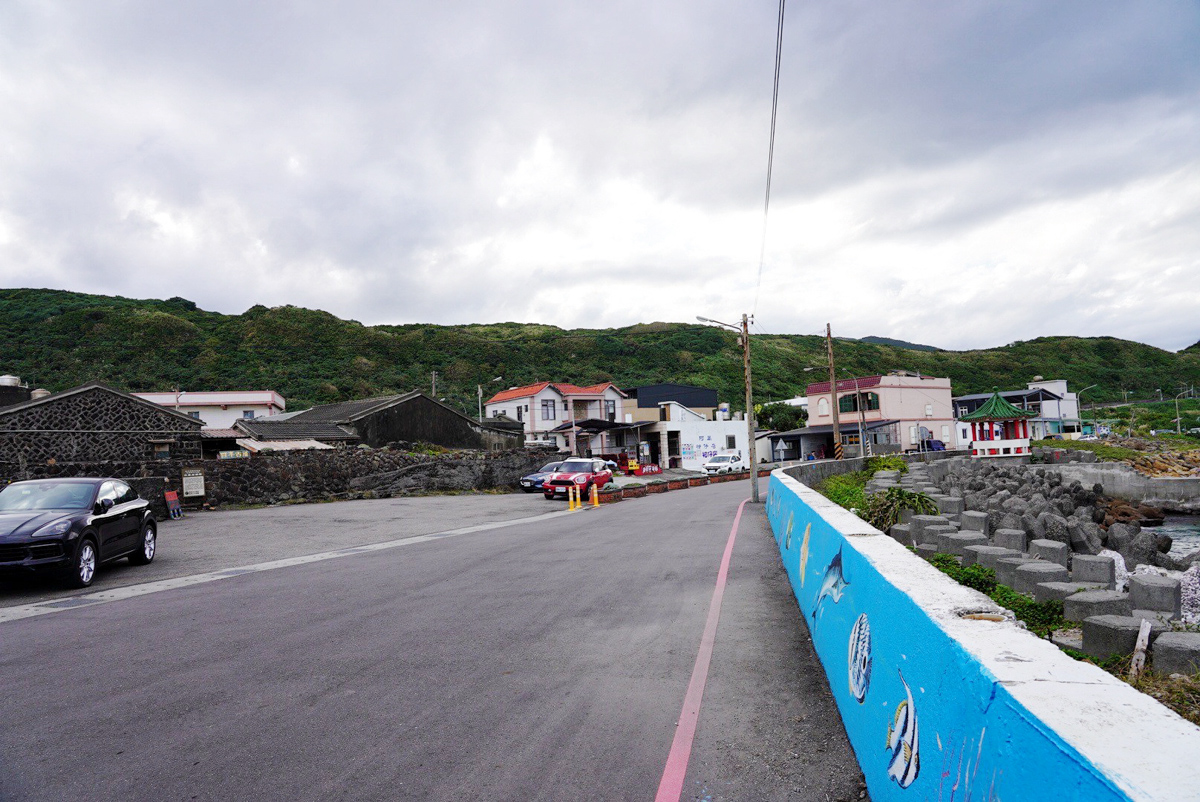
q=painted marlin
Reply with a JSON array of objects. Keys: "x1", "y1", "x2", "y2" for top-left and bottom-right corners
[
  {"x1": 811, "y1": 546, "x2": 848, "y2": 621},
  {"x1": 886, "y1": 670, "x2": 920, "y2": 789}
]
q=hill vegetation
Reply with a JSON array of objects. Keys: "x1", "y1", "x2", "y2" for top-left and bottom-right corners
[{"x1": 1, "y1": 288, "x2": 1197, "y2": 415}]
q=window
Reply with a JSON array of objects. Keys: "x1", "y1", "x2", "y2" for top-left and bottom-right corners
[
  {"x1": 725, "y1": 435, "x2": 736, "y2": 449},
  {"x1": 563, "y1": 400, "x2": 568, "y2": 411},
  {"x1": 541, "y1": 400, "x2": 556, "y2": 420},
  {"x1": 95, "y1": 481, "x2": 119, "y2": 509},
  {"x1": 188, "y1": 411, "x2": 200, "y2": 420},
  {"x1": 925, "y1": 404, "x2": 934, "y2": 417},
  {"x1": 817, "y1": 397, "x2": 830, "y2": 416},
  {"x1": 839, "y1": 393, "x2": 880, "y2": 413},
  {"x1": 242, "y1": 410, "x2": 255, "y2": 419},
  {"x1": 909, "y1": 426, "x2": 920, "y2": 445},
  {"x1": 605, "y1": 400, "x2": 616, "y2": 421},
  {"x1": 115, "y1": 481, "x2": 138, "y2": 504},
  {"x1": 941, "y1": 425, "x2": 950, "y2": 440},
  {"x1": 152, "y1": 443, "x2": 171, "y2": 460},
  {"x1": 517, "y1": 407, "x2": 523, "y2": 422}
]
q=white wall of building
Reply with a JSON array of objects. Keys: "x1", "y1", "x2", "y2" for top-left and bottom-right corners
[{"x1": 134, "y1": 391, "x2": 285, "y2": 429}]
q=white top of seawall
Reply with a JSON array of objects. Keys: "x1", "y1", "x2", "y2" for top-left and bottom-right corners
[{"x1": 774, "y1": 471, "x2": 1200, "y2": 801}]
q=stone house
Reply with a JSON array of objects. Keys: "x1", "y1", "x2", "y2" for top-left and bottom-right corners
[
  {"x1": 0, "y1": 382, "x2": 203, "y2": 471},
  {"x1": 234, "y1": 391, "x2": 524, "y2": 450}
]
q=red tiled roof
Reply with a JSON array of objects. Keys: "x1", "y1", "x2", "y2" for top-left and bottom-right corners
[
  {"x1": 805, "y1": 375, "x2": 883, "y2": 395},
  {"x1": 485, "y1": 381, "x2": 625, "y2": 405},
  {"x1": 486, "y1": 382, "x2": 554, "y2": 404}
]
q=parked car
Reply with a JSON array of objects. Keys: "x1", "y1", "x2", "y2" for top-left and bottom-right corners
[
  {"x1": 0, "y1": 477, "x2": 157, "y2": 588},
  {"x1": 519, "y1": 461, "x2": 564, "y2": 493},
  {"x1": 703, "y1": 453, "x2": 745, "y2": 475},
  {"x1": 543, "y1": 459, "x2": 614, "y2": 500},
  {"x1": 920, "y1": 439, "x2": 946, "y2": 452}
]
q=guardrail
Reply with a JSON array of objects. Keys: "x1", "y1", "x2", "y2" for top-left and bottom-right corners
[{"x1": 765, "y1": 469, "x2": 1200, "y2": 801}]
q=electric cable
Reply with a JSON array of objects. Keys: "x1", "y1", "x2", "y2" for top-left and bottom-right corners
[{"x1": 752, "y1": 0, "x2": 787, "y2": 317}]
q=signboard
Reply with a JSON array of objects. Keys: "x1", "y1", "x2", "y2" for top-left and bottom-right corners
[
  {"x1": 218, "y1": 449, "x2": 251, "y2": 460},
  {"x1": 181, "y1": 468, "x2": 205, "y2": 498},
  {"x1": 163, "y1": 490, "x2": 183, "y2": 519},
  {"x1": 635, "y1": 464, "x2": 662, "y2": 476}
]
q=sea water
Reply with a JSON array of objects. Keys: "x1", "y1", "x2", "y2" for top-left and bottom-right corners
[{"x1": 1162, "y1": 514, "x2": 1200, "y2": 560}]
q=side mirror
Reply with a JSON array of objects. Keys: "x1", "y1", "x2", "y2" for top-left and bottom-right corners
[{"x1": 94, "y1": 498, "x2": 114, "y2": 515}]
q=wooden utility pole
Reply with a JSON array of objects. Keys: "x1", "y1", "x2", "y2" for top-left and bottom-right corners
[
  {"x1": 742, "y1": 314, "x2": 759, "y2": 503},
  {"x1": 826, "y1": 324, "x2": 843, "y2": 459}
]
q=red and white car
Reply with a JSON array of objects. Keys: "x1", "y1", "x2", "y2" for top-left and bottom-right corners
[{"x1": 542, "y1": 458, "x2": 614, "y2": 500}]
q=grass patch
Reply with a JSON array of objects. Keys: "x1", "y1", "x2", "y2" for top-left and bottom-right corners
[
  {"x1": 1031, "y1": 439, "x2": 1142, "y2": 462},
  {"x1": 928, "y1": 553, "x2": 1064, "y2": 637},
  {"x1": 1061, "y1": 649, "x2": 1200, "y2": 726}
]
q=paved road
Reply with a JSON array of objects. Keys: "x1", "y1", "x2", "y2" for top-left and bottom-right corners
[{"x1": 0, "y1": 484, "x2": 866, "y2": 801}]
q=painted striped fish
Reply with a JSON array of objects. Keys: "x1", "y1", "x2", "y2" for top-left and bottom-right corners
[{"x1": 886, "y1": 670, "x2": 920, "y2": 789}]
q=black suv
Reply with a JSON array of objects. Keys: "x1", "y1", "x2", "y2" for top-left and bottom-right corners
[{"x1": 0, "y1": 478, "x2": 158, "y2": 588}]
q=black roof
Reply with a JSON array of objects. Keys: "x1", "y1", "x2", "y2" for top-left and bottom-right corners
[
  {"x1": 0, "y1": 382, "x2": 203, "y2": 428},
  {"x1": 233, "y1": 419, "x2": 359, "y2": 441},
  {"x1": 289, "y1": 392, "x2": 421, "y2": 422}
]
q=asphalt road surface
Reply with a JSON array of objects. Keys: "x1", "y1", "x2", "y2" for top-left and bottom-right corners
[{"x1": 1, "y1": 483, "x2": 866, "y2": 801}]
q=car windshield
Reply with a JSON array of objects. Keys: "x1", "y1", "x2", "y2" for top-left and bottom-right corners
[
  {"x1": 559, "y1": 460, "x2": 593, "y2": 473},
  {"x1": 0, "y1": 481, "x2": 95, "y2": 511},
  {"x1": 710, "y1": 456, "x2": 730, "y2": 463},
  {"x1": 539, "y1": 462, "x2": 563, "y2": 473}
]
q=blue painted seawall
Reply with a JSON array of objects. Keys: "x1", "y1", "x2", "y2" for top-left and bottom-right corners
[{"x1": 765, "y1": 470, "x2": 1200, "y2": 802}]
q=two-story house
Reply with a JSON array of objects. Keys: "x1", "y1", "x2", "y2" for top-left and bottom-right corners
[
  {"x1": 773, "y1": 371, "x2": 954, "y2": 459},
  {"x1": 484, "y1": 382, "x2": 627, "y2": 453}
]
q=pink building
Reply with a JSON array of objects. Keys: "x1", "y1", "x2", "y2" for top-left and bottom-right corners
[{"x1": 801, "y1": 372, "x2": 955, "y2": 456}]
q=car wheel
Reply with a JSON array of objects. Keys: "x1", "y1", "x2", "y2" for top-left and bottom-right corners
[
  {"x1": 129, "y1": 521, "x2": 157, "y2": 566},
  {"x1": 544, "y1": 492, "x2": 556, "y2": 500},
  {"x1": 66, "y1": 536, "x2": 98, "y2": 589}
]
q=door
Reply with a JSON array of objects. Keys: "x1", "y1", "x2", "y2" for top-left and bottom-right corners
[{"x1": 93, "y1": 481, "x2": 141, "y2": 558}]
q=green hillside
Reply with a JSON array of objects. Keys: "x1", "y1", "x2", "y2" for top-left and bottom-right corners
[{"x1": 1, "y1": 288, "x2": 1197, "y2": 415}]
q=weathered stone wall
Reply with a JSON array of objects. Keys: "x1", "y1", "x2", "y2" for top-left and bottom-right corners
[
  {"x1": 0, "y1": 386, "x2": 202, "y2": 466},
  {"x1": 0, "y1": 447, "x2": 552, "y2": 508}
]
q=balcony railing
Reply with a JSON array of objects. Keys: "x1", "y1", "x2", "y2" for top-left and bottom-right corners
[{"x1": 970, "y1": 438, "x2": 1030, "y2": 458}]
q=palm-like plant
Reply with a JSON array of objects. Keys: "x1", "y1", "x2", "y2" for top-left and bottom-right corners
[{"x1": 864, "y1": 487, "x2": 938, "y2": 531}]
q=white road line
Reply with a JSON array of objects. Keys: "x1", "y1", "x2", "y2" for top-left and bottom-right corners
[{"x1": 1, "y1": 507, "x2": 587, "y2": 625}]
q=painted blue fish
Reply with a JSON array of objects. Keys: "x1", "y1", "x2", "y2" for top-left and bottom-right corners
[
  {"x1": 886, "y1": 670, "x2": 920, "y2": 789},
  {"x1": 847, "y1": 613, "x2": 872, "y2": 703},
  {"x1": 811, "y1": 546, "x2": 848, "y2": 621}
]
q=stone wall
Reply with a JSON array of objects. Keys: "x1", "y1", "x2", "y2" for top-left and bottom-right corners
[
  {"x1": 0, "y1": 386, "x2": 202, "y2": 466},
  {"x1": 0, "y1": 447, "x2": 553, "y2": 508}
]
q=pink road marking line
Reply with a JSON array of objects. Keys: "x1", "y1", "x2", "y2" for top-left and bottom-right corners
[{"x1": 655, "y1": 497, "x2": 750, "y2": 802}]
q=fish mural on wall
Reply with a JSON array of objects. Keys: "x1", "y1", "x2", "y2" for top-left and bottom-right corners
[
  {"x1": 785, "y1": 511, "x2": 795, "y2": 550},
  {"x1": 812, "y1": 546, "x2": 848, "y2": 621},
  {"x1": 847, "y1": 613, "x2": 872, "y2": 703},
  {"x1": 798, "y1": 523, "x2": 812, "y2": 587},
  {"x1": 886, "y1": 670, "x2": 921, "y2": 789}
]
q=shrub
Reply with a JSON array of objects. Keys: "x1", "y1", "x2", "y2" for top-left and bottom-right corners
[
  {"x1": 818, "y1": 472, "x2": 868, "y2": 511},
  {"x1": 863, "y1": 487, "x2": 937, "y2": 531},
  {"x1": 864, "y1": 455, "x2": 907, "y2": 475}
]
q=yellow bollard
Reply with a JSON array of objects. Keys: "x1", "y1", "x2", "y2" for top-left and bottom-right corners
[
  {"x1": 591, "y1": 484, "x2": 599, "y2": 507},
  {"x1": 568, "y1": 485, "x2": 578, "y2": 511}
]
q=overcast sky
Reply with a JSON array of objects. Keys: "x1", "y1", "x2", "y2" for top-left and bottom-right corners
[{"x1": 2, "y1": 1, "x2": 1199, "y2": 351}]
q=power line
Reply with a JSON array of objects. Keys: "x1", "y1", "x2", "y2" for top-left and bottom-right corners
[{"x1": 753, "y1": 0, "x2": 787, "y2": 317}]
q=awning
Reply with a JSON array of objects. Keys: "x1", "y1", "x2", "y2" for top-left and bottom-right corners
[{"x1": 235, "y1": 438, "x2": 334, "y2": 452}]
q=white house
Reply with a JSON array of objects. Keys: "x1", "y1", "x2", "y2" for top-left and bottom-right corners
[
  {"x1": 598, "y1": 401, "x2": 750, "y2": 471},
  {"x1": 133, "y1": 390, "x2": 286, "y2": 429},
  {"x1": 484, "y1": 381, "x2": 627, "y2": 453}
]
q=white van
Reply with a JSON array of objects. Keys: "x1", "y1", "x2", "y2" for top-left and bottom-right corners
[{"x1": 703, "y1": 453, "x2": 745, "y2": 475}]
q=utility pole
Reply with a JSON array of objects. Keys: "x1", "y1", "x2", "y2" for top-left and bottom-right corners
[
  {"x1": 432, "y1": 371, "x2": 437, "y2": 397},
  {"x1": 696, "y1": 314, "x2": 760, "y2": 502},
  {"x1": 826, "y1": 323, "x2": 843, "y2": 459},
  {"x1": 741, "y1": 313, "x2": 760, "y2": 503}
]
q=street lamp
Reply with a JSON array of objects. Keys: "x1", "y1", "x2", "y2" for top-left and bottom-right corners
[
  {"x1": 1177, "y1": 391, "x2": 1188, "y2": 435},
  {"x1": 697, "y1": 315, "x2": 760, "y2": 503},
  {"x1": 478, "y1": 377, "x2": 503, "y2": 422},
  {"x1": 1077, "y1": 384, "x2": 1097, "y2": 436}
]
